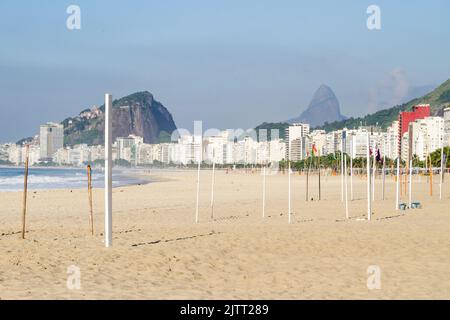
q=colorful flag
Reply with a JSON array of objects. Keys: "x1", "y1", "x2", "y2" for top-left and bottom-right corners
[
  {"x1": 312, "y1": 144, "x2": 318, "y2": 156},
  {"x1": 376, "y1": 148, "x2": 381, "y2": 162}
]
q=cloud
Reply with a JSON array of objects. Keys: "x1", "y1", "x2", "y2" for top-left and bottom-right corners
[{"x1": 368, "y1": 68, "x2": 410, "y2": 113}]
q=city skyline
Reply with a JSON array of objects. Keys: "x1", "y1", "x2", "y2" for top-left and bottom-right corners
[
  {"x1": 2, "y1": 104, "x2": 449, "y2": 168},
  {"x1": 1, "y1": 1, "x2": 450, "y2": 142}
]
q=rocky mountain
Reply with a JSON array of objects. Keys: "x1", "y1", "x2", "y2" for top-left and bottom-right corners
[
  {"x1": 62, "y1": 91, "x2": 177, "y2": 146},
  {"x1": 318, "y1": 78, "x2": 450, "y2": 132},
  {"x1": 288, "y1": 85, "x2": 346, "y2": 127}
]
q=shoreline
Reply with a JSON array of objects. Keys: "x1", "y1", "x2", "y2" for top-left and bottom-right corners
[{"x1": 0, "y1": 167, "x2": 154, "y2": 192}]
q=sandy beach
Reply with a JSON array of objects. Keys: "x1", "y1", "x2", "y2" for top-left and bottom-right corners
[{"x1": 0, "y1": 169, "x2": 449, "y2": 300}]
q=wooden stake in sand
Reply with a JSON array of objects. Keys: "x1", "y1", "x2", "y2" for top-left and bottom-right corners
[
  {"x1": 104, "y1": 93, "x2": 113, "y2": 247},
  {"x1": 344, "y1": 154, "x2": 349, "y2": 219},
  {"x1": 306, "y1": 155, "x2": 312, "y2": 201},
  {"x1": 21, "y1": 144, "x2": 30, "y2": 239},
  {"x1": 395, "y1": 157, "x2": 400, "y2": 211},
  {"x1": 366, "y1": 132, "x2": 371, "y2": 221},
  {"x1": 408, "y1": 159, "x2": 413, "y2": 208},
  {"x1": 87, "y1": 165, "x2": 94, "y2": 235}
]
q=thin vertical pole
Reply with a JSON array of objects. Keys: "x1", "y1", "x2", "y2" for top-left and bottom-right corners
[
  {"x1": 396, "y1": 157, "x2": 400, "y2": 211},
  {"x1": 195, "y1": 154, "x2": 201, "y2": 224},
  {"x1": 21, "y1": 144, "x2": 30, "y2": 239},
  {"x1": 318, "y1": 153, "x2": 321, "y2": 201},
  {"x1": 408, "y1": 159, "x2": 412, "y2": 208},
  {"x1": 288, "y1": 160, "x2": 292, "y2": 224},
  {"x1": 404, "y1": 160, "x2": 408, "y2": 195},
  {"x1": 87, "y1": 165, "x2": 94, "y2": 236},
  {"x1": 367, "y1": 133, "x2": 371, "y2": 221},
  {"x1": 344, "y1": 154, "x2": 349, "y2": 219},
  {"x1": 104, "y1": 93, "x2": 113, "y2": 248},
  {"x1": 262, "y1": 165, "x2": 266, "y2": 218},
  {"x1": 382, "y1": 141, "x2": 386, "y2": 201},
  {"x1": 400, "y1": 162, "x2": 403, "y2": 197},
  {"x1": 440, "y1": 136, "x2": 444, "y2": 200},
  {"x1": 341, "y1": 137, "x2": 344, "y2": 203},
  {"x1": 350, "y1": 139, "x2": 353, "y2": 201},
  {"x1": 210, "y1": 153, "x2": 215, "y2": 220},
  {"x1": 306, "y1": 156, "x2": 310, "y2": 202},
  {"x1": 429, "y1": 154, "x2": 433, "y2": 197},
  {"x1": 372, "y1": 142, "x2": 376, "y2": 202}
]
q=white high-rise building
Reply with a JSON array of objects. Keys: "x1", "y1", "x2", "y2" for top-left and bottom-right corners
[
  {"x1": 386, "y1": 121, "x2": 400, "y2": 159},
  {"x1": 444, "y1": 107, "x2": 450, "y2": 147},
  {"x1": 39, "y1": 122, "x2": 64, "y2": 160},
  {"x1": 8, "y1": 144, "x2": 23, "y2": 165},
  {"x1": 269, "y1": 139, "x2": 286, "y2": 163},
  {"x1": 309, "y1": 130, "x2": 327, "y2": 155},
  {"x1": 116, "y1": 135, "x2": 143, "y2": 164},
  {"x1": 285, "y1": 123, "x2": 309, "y2": 161},
  {"x1": 408, "y1": 116, "x2": 445, "y2": 161}
]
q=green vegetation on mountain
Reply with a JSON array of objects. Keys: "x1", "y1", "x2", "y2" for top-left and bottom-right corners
[
  {"x1": 254, "y1": 122, "x2": 289, "y2": 140},
  {"x1": 62, "y1": 91, "x2": 177, "y2": 146},
  {"x1": 317, "y1": 78, "x2": 450, "y2": 132}
]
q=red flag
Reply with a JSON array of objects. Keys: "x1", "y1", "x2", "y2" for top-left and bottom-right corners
[{"x1": 312, "y1": 144, "x2": 318, "y2": 156}]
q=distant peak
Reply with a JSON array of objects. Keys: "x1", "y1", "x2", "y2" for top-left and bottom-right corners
[{"x1": 287, "y1": 84, "x2": 345, "y2": 127}]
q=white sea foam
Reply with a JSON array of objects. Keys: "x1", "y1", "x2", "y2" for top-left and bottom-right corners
[{"x1": 0, "y1": 168, "x2": 148, "y2": 191}]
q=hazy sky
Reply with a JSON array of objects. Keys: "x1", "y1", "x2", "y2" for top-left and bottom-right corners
[{"x1": 1, "y1": 0, "x2": 449, "y2": 142}]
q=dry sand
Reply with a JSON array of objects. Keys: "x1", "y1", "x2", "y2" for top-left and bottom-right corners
[{"x1": 0, "y1": 169, "x2": 450, "y2": 299}]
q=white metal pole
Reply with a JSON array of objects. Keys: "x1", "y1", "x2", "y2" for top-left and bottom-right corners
[
  {"x1": 344, "y1": 154, "x2": 349, "y2": 219},
  {"x1": 350, "y1": 139, "x2": 353, "y2": 201},
  {"x1": 396, "y1": 157, "x2": 400, "y2": 211},
  {"x1": 372, "y1": 141, "x2": 376, "y2": 202},
  {"x1": 382, "y1": 140, "x2": 386, "y2": 201},
  {"x1": 440, "y1": 133, "x2": 444, "y2": 200},
  {"x1": 262, "y1": 165, "x2": 266, "y2": 218},
  {"x1": 341, "y1": 136, "x2": 344, "y2": 203},
  {"x1": 366, "y1": 132, "x2": 371, "y2": 221},
  {"x1": 409, "y1": 159, "x2": 412, "y2": 208},
  {"x1": 210, "y1": 157, "x2": 215, "y2": 220},
  {"x1": 288, "y1": 160, "x2": 292, "y2": 224},
  {"x1": 195, "y1": 148, "x2": 201, "y2": 224},
  {"x1": 104, "y1": 93, "x2": 113, "y2": 247}
]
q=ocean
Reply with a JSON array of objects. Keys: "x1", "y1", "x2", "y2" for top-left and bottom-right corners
[{"x1": 0, "y1": 167, "x2": 149, "y2": 191}]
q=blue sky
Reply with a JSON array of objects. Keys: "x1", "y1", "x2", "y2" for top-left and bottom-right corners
[{"x1": 0, "y1": 0, "x2": 449, "y2": 142}]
